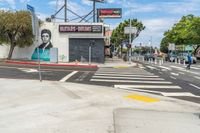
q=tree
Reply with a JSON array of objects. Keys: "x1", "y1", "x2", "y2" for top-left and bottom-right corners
[
  {"x1": 110, "y1": 19, "x2": 145, "y2": 50},
  {"x1": 161, "y1": 15, "x2": 200, "y2": 54},
  {"x1": 0, "y1": 10, "x2": 33, "y2": 60},
  {"x1": 160, "y1": 37, "x2": 169, "y2": 53}
]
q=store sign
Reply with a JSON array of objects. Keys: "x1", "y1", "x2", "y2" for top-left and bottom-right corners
[
  {"x1": 59, "y1": 25, "x2": 102, "y2": 33},
  {"x1": 97, "y1": 8, "x2": 122, "y2": 18}
]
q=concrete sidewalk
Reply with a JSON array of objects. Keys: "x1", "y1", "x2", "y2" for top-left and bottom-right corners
[
  {"x1": 98, "y1": 56, "x2": 137, "y2": 68},
  {"x1": 0, "y1": 78, "x2": 199, "y2": 133}
]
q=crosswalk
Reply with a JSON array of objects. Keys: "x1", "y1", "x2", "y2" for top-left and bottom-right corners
[
  {"x1": 142, "y1": 63, "x2": 200, "y2": 78},
  {"x1": 90, "y1": 67, "x2": 200, "y2": 99}
]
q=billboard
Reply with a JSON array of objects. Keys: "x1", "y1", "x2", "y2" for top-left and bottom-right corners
[
  {"x1": 59, "y1": 25, "x2": 102, "y2": 33},
  {"x1": 97, "y1": 8, "x2": 122, "y2": 18}
]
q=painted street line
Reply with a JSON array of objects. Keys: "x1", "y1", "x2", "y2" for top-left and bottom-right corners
[
  {"x1": 95, "y1": 71, "x2": 154, "y2": 75},
  {"x1": 90, "y1": 79, "x2": 173, "y2": 84},
  {"x1": 194, "y1": 76, "x2": 200, "y2": 80},
  {"x1": 158, "y1": 66, "x2": 172, "y2": 71},
  {"x1": 92, "y1": 76, "x2": 165, "y2": 80},
  {"x1": 161, "y1": 92, "x2": 200, "y2": 97},
  {"x1": 17, "y1": 68, "x2": 46, "y2": 73},
  {"x1": 119, "y1": 88, "x2": 162, "y2": 94},
  {"x1": 146, "y1": 65, "x2": 157, "y2": 70},
  {"x1": 59, "y1": 71, "x2": 78, "y2": 82},
  {"x1": 139, "y1": 66, "x2": 145, "y2": 69},
  {"x1": 94, "y1": 73, "x2": 159, "y2": 77},
  {"x1": 114, "y1": 85, "x2": 181, "y2": 89},
  {"x1": 158, "y1": 72, "x2": 163, "y2": 74},
  {"x1": 170, "y1": 72, "x2": 179, "y2": 76},
  {"x1": 191, "y1": 66, "x2": 200, "y2": 70},
  {"x1": 170, "y1": 65, "x2": 184, "y2": 70},
  {"x1": 189, "y1": 84, "x2": 200, "y2": 90},
  {"x1": 169, "y1": 65, "x2": 200, "y2": 75},
  {"x1": 161, "y1": 69, "x2": 167, "y2": 72},
  {"x1": 138, "y1": 64, "x2": 145, "y2": 69},
  {"x1": 170, "y1": 76, "x2": 177, "y2": 79}
]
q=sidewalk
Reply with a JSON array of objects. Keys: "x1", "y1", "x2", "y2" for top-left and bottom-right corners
[
  {"x1": 0, "y1": 78, "x2": 199, "y2": 133},
  {"x1": 98, "y1": 56, "x2": 137, "y2": 68}
]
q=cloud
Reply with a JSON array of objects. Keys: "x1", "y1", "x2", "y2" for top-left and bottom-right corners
[
  {"x1": 36, "y1": 12, "x2": 49, "y2": 21},
  {"x1": 133, "y1": 18, "x2": 178, "y2": 47},
  {"x1": 122, "y1": 0, "x2": 200, "y2": 15},
  {"x1": 106, "y1": 0, "x2": 115, "y2": 3},
  {"x1": 119, "y1": 0, "x2": 200, "y2": 46},
  {"x1": 81, "y1": 0, "x2": 92, "y2": 5},
  {"x1": 19, "y1": 0, "x2": 31, "y2": 3},
  {"x1": 0, "y1": 0, "x2": 15, "y2": 9}
]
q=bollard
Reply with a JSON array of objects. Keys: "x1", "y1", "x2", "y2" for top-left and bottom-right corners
[
  {"x1": 183, "y1": 60, "x2": 186, "y2": 66},
  {"x1": 159, "y1": 60, "x2": 162, "y2": 65},
  {"x1": 148, "y1": 59, "x2": 150, "y2": 63},
  {"x1": 155, "y1": 59, "x2": 157, "y2": 64},
  {"x1": 175, "y1": 58, "x2": 177, "y2": 64},
  {"x1": 142, "y1": 57, "x2": 144, "y2": 62},
  {"x1": 178, "y1": 58, "x2": 181, "y2": 64}
]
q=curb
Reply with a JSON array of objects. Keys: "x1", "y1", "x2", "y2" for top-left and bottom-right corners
[{"x1": 5, "y1": 60, "x2": 98, "y2": 68}]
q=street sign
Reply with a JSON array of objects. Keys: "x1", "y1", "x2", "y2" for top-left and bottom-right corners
[
  {"x1": 124, "y1": 27, "x2": 137, "y2": 34},
  {"x1": 27, "y1": 4, "x2": 35, "y2": 13},
  {"x1": 168, "y1": 43, "x2": 175, "y2": 51},
  {"x1": 27, "y1": 4, "x2": 37, "y2": 36}
]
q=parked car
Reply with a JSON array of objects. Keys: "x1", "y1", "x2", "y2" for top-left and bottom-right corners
[
  {"x1": 167, "y1": 53, "x2": 177, "y2": 62},
  {"x1": 144, "y1": 53, "x2": 155, "y2": 61},
  {"x1": 177, "y1": 53, "x2": 197, "y2": 64}
]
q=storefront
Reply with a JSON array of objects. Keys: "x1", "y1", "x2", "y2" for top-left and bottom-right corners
[{"x1": 0, "y1": 22, "x2": 106, "y2": 63}]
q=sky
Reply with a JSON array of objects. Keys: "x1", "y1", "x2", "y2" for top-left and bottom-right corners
[{"x1": 1, "y1": 0, "x2": 200, "y2": 47}]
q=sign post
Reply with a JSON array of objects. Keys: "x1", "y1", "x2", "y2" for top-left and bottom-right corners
[
  {"x1": 27, "y1": 4, "x2": 42, "y2": 82},
  {"x1": 89, "y1": 40, "x2": 95, "y2": 65},
  {"x1": 124, "y1": 26, "x2": 137, "y2": 64}
]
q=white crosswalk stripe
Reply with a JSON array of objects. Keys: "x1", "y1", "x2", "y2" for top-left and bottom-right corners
[
  {"x1": 90, "y1": 67, "x2": 200, "y2": 98},
  {"x1": 114, "y1": 85, "x2": 181, "y2": 89},
  {"x1": 191, "y1": 66, "x2": 200, "y2": 70},
  {"x1": 93, "y1": 76, "x2": 165, "y2": 80}
]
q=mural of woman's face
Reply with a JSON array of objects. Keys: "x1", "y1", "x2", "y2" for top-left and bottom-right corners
[{"x1": 41, "y1": 33, "x2": 50, "y2": 44}]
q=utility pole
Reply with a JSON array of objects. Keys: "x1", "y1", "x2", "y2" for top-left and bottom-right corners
[
  {"x1": 93, "y1": 0, "x2": 96, "y2": 22},
  {"x1": 64, "y1": 0, "x2": 67, "y2": 22},
  {"x1": 150, "y1": 36, "x2": 152, "y2": 54}
]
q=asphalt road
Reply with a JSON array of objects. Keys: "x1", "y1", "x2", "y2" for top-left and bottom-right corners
[{"x1": 0, "y1": 61, "x2": 200, "y2": 104}]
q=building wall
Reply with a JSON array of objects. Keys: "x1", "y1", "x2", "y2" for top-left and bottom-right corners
[
  {"x1": 0, "y1": 45, "x2": 9, "y2": 59},
  {"x1": 0, "y1": 22, "x2": 105, "y2": 63}
]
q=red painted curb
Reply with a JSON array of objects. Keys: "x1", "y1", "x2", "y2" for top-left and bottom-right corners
[{"x1": 5, "y1": 60, "x2": 98, "y2": 68}]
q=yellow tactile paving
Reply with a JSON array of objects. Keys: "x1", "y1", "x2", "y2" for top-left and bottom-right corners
[{"x1": 124, "y1": 94, "x2": 160, "y2": 103}]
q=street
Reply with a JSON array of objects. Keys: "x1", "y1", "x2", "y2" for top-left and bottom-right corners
[{"x1": 0, "y1": 59, "x2": 200, "y2": 104}]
